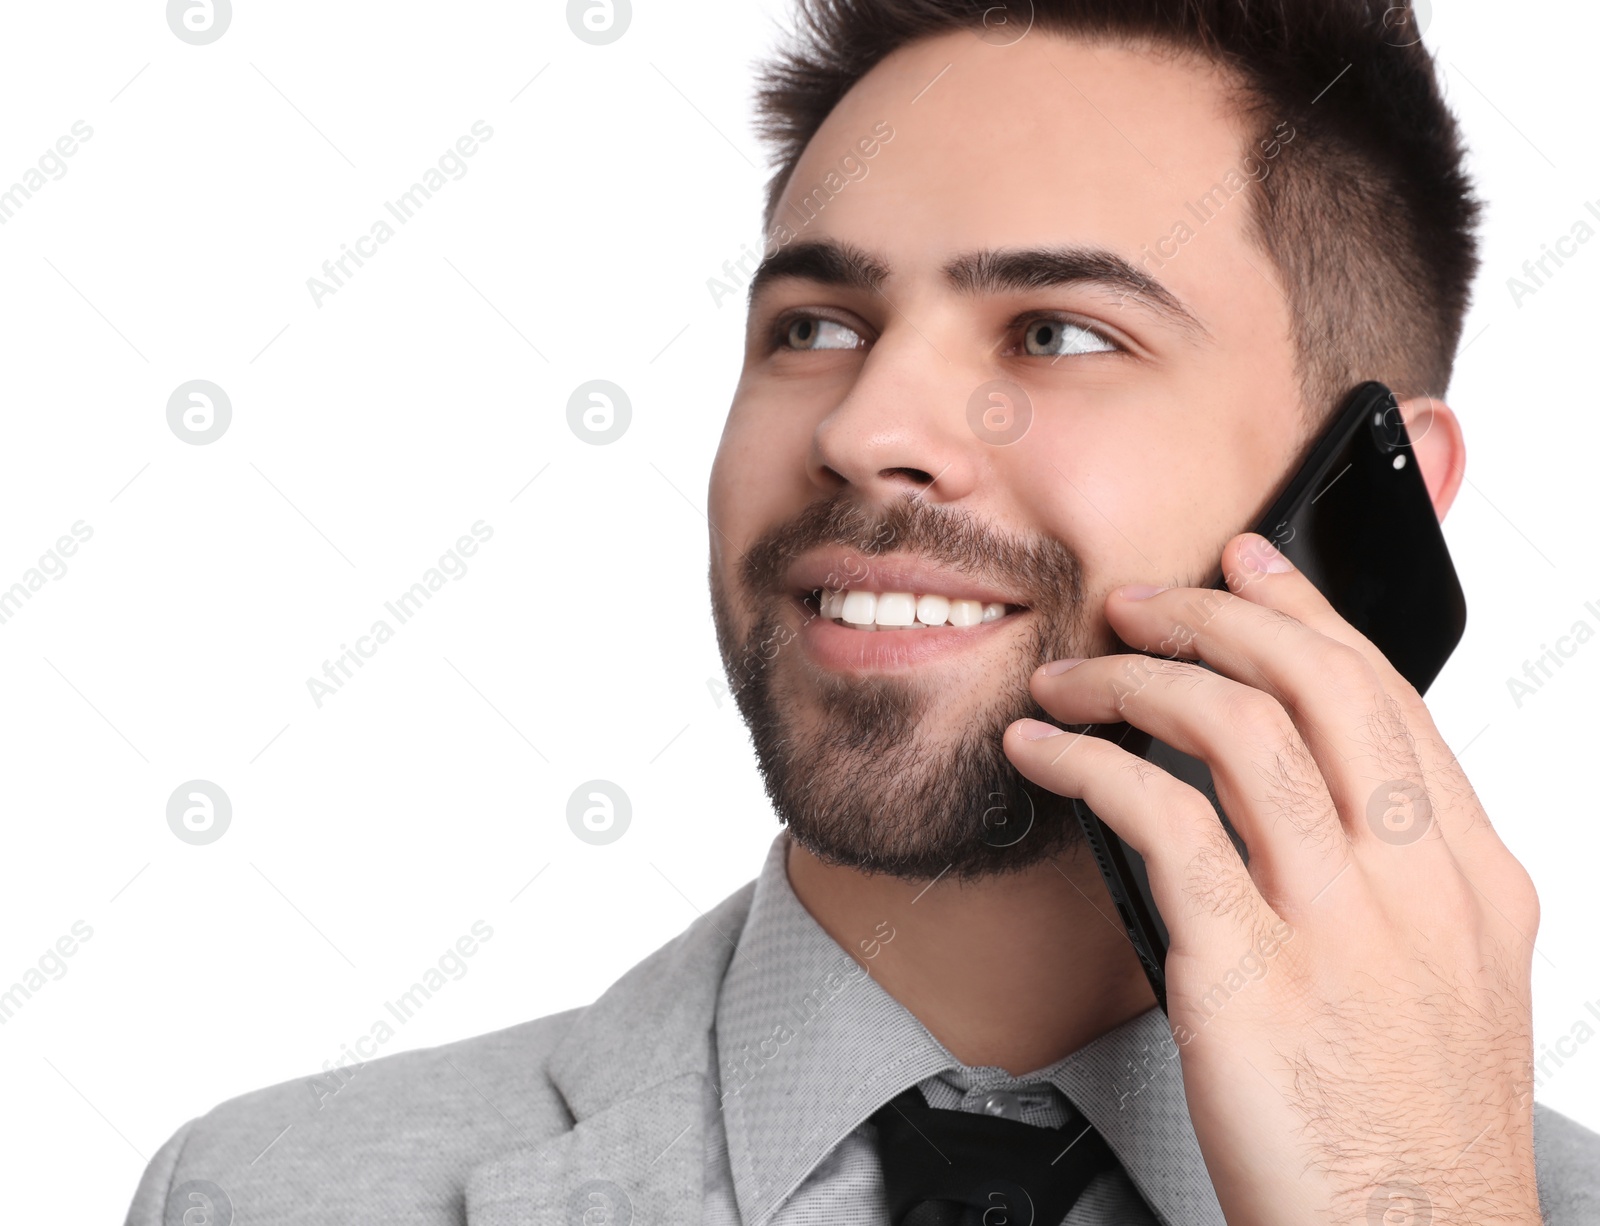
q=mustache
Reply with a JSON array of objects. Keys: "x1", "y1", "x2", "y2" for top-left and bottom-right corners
[{"x1": 739, "y1": 489, "x2": 1086, "y2": 612}]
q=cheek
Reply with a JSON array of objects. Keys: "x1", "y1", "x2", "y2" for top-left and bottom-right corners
[
  {"x1": 706, "y1": 444, "x2": 739, "y2": 531},
  {"x1": 708, "y1": 402, "x2": 766, "y2": 521},
  {"x1": 707, "y1": 394, "x2": 813, "y2": 557},
  {"x1": 1006, "y1": 410, "x2": 1161, "y2": 529},
  {"x1": 1005, "y1": 409, "x2": 1248, "y2": 586}
]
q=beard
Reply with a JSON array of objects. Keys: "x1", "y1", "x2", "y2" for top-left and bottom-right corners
[{"x1": 711, "y1": 490, "x2": 1111, "y2": 882}]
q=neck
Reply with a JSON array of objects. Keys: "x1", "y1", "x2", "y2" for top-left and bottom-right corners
[{"x1": 785, "y1": 835, "x2": 1157, "y2": 1076}]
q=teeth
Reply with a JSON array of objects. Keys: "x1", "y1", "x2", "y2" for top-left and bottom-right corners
[
  {"x1": 947, "y1": 599, "x2": 983, "y2": 627},
  {"x1": 817, "y1": 588, "x2": 1019, "y2": 629},
  {"x1": 840, "y1": 590, "x2": 877, "y2": 626},
  {"x1": 874, "y1": 592, "x2": 916, "y2": 626}
]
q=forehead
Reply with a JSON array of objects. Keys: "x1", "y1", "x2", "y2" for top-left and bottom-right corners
[{"x1": 773, "y1": 30, "x2": 1280, "y2": 321}]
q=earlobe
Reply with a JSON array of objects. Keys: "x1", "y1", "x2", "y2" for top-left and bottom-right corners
[{"x1": 1396, "y1": 395, "x2": 1465, "y2": 521}]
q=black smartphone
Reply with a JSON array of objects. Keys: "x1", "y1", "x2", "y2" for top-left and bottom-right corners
[{"x1": 1071, "y1": 380, "x2": 1468, "y2": 1012}]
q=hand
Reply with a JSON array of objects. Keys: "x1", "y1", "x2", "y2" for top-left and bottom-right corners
[{"x1": 1003, "y1": 531, "x2": 1541, "y2": 1226}]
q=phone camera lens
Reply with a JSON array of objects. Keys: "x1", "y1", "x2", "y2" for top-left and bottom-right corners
[{"x1": 1369, "y1": 398, "x2": 1409, "y2": 453}]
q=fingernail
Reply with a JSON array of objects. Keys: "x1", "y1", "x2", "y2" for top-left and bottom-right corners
[
  {"x1": 1241, "y1": 534, "x2": 1293, "y2": 574},
  {"x1": 1040, "y1": 657, "x2": 1085, "y2": 676},
  {"x1": 1016, "y1": 719, "x2": 1067, "y2": 740},
  {"x1": 1118, "y1": 584, "x2": 1168, "y2": 601}
]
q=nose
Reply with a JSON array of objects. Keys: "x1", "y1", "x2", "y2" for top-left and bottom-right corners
[{"x1": 806, "y1": 328, "x2": 984, "y2": 505}]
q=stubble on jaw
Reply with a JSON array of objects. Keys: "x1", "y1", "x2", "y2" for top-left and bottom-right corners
[{"x1": 710, "y1": 490, "x2": 1107, "y2": 881}]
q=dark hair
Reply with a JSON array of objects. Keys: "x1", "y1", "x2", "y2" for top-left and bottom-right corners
[{"x1": 752, "y1": 0, "x2": 1481, "y2": 419}]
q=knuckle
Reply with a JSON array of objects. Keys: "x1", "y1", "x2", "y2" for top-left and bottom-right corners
[
  {"x1": 1163, "y1": 787, "x2": 1229, "y2": 850},
  {"x1": 1259, "y1": 741, "x2": 1342, "y2": 848},
  {"x1": 1503, "y1": 858, "x2": 1541, "y2": 937},
  {"x1": 1427, "y1": 872, "x2": 1480, "y2": 932},
  {"x1": 1219, "y1": 687, "x2": 1293, "y2": 749},
  {"x1": 1170, "y1": 787, "x2": 1223, "y2": 835},
  {"x1": 1363, "y1": 690, "x2": 1422, "y2": 774},
  {"x1": 1183, "y1": 821, "x2": 1254, "y2": 922},
  {"x1": 1137, "y1": 766, "x2": 1217, "y2": 840},
  {"x1": 1387, "y1": 666, "x2": 1425, "y2": 710},
  {"x1": 1315, "y1": 638, "x2": 1382, "y2": 701}
]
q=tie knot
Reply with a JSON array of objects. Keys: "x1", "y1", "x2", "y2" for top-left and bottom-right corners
[{"x1": 868, "y1": 1084, "x2": 1121, "y2": 1226}]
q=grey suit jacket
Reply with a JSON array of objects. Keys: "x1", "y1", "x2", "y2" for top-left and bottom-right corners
[{"x1": 125, "y1": 876, "x2": 1600, "y2": 1225}]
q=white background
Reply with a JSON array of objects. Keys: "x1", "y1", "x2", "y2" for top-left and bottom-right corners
[{"x1": 0, "y1": 2, "x2": 1596, "y2": 1220}]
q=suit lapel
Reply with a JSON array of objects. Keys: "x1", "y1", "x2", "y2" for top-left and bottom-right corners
[
  {"x1": 465, "y1": 1072, "x2": 714, "y2": 1225},
  {"x1": 465, "y1": 879, "x2": 757, "y2": 1224}
]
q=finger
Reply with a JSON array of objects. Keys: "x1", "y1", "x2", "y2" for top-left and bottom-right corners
[
  {"x1": 1004, "y1": 720, "x2": 1271, "y2": 950},
  {"x1": 1104, "y1": 566, "x2": 1444, "y2": 866},
  {"x1": 1028, "y1": 654, "x2": 1358, "y2": 908},
  {"x1": 1218, "y1": 531, "x2": 1510, "y2": 871}
]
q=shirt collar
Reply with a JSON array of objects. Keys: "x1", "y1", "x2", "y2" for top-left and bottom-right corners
[{"x1": 714, "y1": 831, "x2": 1225, "y2": 1226}]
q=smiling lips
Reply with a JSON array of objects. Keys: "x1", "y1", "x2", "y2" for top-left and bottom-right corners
[
  {"x1": 814, "y1": 588, "x2": 1015, "y2": 630},
  {"x1": 785, "y1": 551, "x2": 1029, "y2": 633}
]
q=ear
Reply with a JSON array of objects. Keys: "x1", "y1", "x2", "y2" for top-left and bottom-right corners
[{"x1": 1395, "y1": 395, "x2": 1465, "y2": 522}]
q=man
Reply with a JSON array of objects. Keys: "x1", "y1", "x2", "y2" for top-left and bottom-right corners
[{"x1": 125, "y1": 1, "x2": 1600, "y2": 1223}]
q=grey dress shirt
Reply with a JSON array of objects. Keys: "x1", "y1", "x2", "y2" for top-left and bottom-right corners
[{"x1": 703, "y1": 832, "x2": 1221, "y2": 1225}]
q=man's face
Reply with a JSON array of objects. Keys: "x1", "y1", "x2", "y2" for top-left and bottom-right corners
[{"x1": 708, "y1": 30, "x2": 1305, "y2": 879}]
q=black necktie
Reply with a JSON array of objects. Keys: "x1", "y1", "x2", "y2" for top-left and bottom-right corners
[{"x1": 868, "y1": 1084, "x2": 1121, "y2": 1226}]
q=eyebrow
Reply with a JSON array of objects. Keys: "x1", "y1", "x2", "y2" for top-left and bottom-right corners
[
  {"x1": 747, "y1": 238, "x2": 1209, "y2": 339},
  {"x1": 945, "y1": 247, "x2": 1208, "y2": 338},
  {"x1": 747, "y1": 240, "x2": 890, "y2": 301}
]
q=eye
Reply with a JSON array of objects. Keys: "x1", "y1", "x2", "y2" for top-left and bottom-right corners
[
  {"x1": 778, "y1": 314, "x2": 865, "y2": 352},
  {"x1": 1021, "y1": 316, "x2": 1117, "y2": 357}
]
